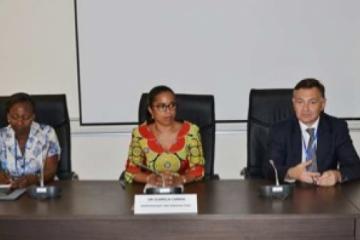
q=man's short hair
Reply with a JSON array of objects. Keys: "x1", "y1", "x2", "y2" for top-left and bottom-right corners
[{"x1": 294, "y1": 78, "x2": 325, "y2": 98}]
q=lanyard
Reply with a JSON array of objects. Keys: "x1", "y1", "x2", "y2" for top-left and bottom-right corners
[{"x1": 14, "y1": 139, "x2": 26, "y2": 177}]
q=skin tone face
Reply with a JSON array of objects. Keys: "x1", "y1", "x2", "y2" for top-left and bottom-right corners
[
  {"x1": 7, "y1": 102, "x2": 35, "y2": 138},
  {"x1": 148, "y1": 91, "x2": 177, "y2": 126},
  {"x1": 292, "y1": 87, "x2": 326, "y2": 127}
]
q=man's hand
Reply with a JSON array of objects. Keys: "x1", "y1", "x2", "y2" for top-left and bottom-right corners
[
  {"x1": 314, "y1": 170, "x2": 341, "y2": 187},
  {"x1": 286, "y1": 161, "x2": 320, "y2": 184}
]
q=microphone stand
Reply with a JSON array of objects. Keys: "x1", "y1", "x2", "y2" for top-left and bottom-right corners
[
  {"x1": 28, "y1": 143, "x2": 61, "y2": 199},
  {"x1": 259, "y1": 160, "x2": 293, "y2": 199},
  {"x1": 269, "y1": 160, "x2": 280, "y2": 186},
  {"x1": 39, "y1": 145, "x2": 48, "y2": 188},
  {"x1": 134, "y1": 162, "x2": 165, "y2": 187},
  {"x1": 135, "y1": 162, "x2": 183, "y2": 194}
]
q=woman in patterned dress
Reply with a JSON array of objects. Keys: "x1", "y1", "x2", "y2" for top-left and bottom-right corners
[{"x1": 124, "y1": 86, "x2": 205, "y2": 187}]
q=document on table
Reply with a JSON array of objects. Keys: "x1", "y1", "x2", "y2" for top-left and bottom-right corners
[
  {"x1": 0, "y1": 184, "x2": 12, "y2": 196},
  {"x1": 0, "y1": 186, "x2": 26, "y2": 200}
]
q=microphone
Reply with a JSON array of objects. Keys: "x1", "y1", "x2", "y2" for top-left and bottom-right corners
[
  {"x1": 134, "y1": 162, "x2": 183, "y2": 194},
  {"x1": 269, "y1": 160, "x2": 280, "y2": 186},
  {"x1": 27, "y1": 143, "x2": 61, "y2": 199},
  {"x1": 259, "y1": 160, "x2": 293, "y2": 199},
  {"x1": 39, "y1": 145, "x2": 47, "y2": 188}
]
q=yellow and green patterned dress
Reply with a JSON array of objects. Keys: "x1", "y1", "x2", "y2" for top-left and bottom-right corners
[{"x1": 124, "y1": 121, "x2": 205, "y2": 183}]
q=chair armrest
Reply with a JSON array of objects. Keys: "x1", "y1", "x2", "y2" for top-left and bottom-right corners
[
  {"x1": 240, "y1": 167, "x2": 248, "y2": 177},
  {"x1": 203, "y1": 174, "x2": 220, "y2": 181},
  {"x1": 57, "y1": 171, "x2": 79, "y2": 181}
]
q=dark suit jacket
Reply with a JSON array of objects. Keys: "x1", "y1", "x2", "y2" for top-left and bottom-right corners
[{"x1": 265, "y1": 113, "x2": 360, "y2": 182}]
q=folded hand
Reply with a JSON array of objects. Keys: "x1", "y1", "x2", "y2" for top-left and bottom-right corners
[
  {"x1": 287, "y1": 161, "x2": 320, "y2": 184},
  {"x1": 10, "y1": 175, "x2": 38, "y2": 189},
  {"x1": 314, "y1": 170, "x2": 341, "y2": 187},
  {"x1": 0, "y1": 172, "x2": 11, "y2": 184}
]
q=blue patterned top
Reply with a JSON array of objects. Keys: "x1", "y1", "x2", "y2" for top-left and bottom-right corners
[{"x1": 0, "y1": 122, "x2": 61, "y2": 178}]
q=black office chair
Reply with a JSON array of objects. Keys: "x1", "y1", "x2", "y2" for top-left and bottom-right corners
[
  {"x1": 0, "y1": 94, "x2": 76, "y2": 180},
  {"x1": 242, "y1": 89, "x2": 294, "y2": 179},
  {"x1": 139, "y1": 93, "x2": 218, "y2": 180}
]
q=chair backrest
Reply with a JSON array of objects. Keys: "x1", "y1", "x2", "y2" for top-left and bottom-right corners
[
  {"x1": 139, "y1": 93, "x2": 216, "y2": 179},
  {"x1": 0, "y1": 94, "x2": 72, "y2": 180},
  {"x1": 246, "y1": 89, "x2": 294, "y2": 178}
]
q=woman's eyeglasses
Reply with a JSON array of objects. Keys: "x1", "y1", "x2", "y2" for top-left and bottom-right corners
[{"x1": 153, "y1": 102, "x2": 176, "y2": 112}]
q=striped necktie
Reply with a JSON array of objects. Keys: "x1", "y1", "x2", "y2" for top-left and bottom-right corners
[{"x1": 306, "y1": 128, "x2": 317, "y2": 172}]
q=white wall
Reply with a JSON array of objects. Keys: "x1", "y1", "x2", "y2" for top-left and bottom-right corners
[
  {"x1": 1, "y1": 0, "x2": 360, "y2": 180},
  {"x1": 0, "y1": 0, "x2": 78, "y2": 117}
]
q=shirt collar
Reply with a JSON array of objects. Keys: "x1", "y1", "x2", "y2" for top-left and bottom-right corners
[
  {"x1": 29, "y1": 121, "x2": 40, "y2": 136},
  {"x1": 6, "y1": 121, "x2": 40, "y2": 137},
  {"x1": 299, "y1": 117, "x2": 320, "y2": 133}
]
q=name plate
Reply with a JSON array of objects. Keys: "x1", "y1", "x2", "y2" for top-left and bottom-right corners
[{"x1": 134, "y1": 194, "x2": 198, "y2": 214}]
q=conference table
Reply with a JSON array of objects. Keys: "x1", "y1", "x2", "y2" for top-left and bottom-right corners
[{"x1": 0, "y1": 179, "x2": 360, "y2": 240}]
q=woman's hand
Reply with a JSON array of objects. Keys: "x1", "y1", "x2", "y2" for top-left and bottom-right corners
[
  {"x1": 11, "y1": 175, "x2": 38, "y2": 189},
  {"x1": 145, "y1": 172, "x2": 187, "y2": 187},
  {"x1": 146, "y1": 173, "x2": 163, "y2": 186},
  {"x1": 159, "y1": 172, "x2": 185, "y2": 187},
  {"x1": 0, "y1": 171, "x2": 11, "y2": 184}
]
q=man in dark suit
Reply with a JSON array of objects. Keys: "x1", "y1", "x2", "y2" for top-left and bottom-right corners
[{"x1": 268, "y1": 78, "x2": 360, "y2": 186}]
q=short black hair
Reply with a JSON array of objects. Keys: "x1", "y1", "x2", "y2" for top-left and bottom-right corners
[
  {"x1": 147, "y1": 85, "x2": 175, "y2": 108},
  {"x1": 6, "y1": 92, "x2": 35, "y2": 114},
  {"x1": 294, "y1": 78, "x2": 325, "y2": 98},
  {"x1": 146, "y1": 85, "x2": 175, "y2": 123}
]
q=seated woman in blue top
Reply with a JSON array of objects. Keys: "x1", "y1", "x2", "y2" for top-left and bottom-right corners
[{"x1": 0, "y1": 93, "x2": 61, "y2": 189}]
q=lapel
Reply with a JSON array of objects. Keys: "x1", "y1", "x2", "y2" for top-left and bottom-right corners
[
  {"x1": 291, "y1": 118, "x2": 302, "y2": 165},
  {"x1": 316, "y1": 113, "x2": 331, "y2": 171}
]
